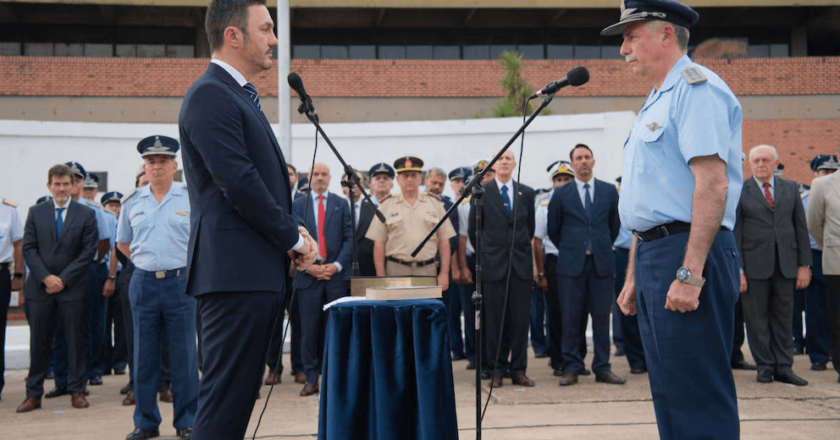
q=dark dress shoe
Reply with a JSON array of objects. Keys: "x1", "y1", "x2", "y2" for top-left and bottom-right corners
[
  {"x1": 45, "y1": 386, "x2": 68, "y2": 399},
  {"x1": 294, "y1": 372, "x2": 306, "y2": 384},
  {"x1": 490, "y1": 375, "x2": 503, "y2": 388},
  {"x1": 159, "y1": 387, "x2": 173, "y2": 403},
  {"x1": 731, "y1": 359, "x2": 757, "y2": 370},
  {"x1": 126, "y1": 428, "x2": 159, "y2": 439},
  {"x1": 176, "y1": 427, "x2": 193, "y2": 439},
  {"x1": 264, "y1": 371, "x2": 282, "y2": 385},
  {"x1": 580, "y1": 368, "x2": 591, "y2": 376},
  {"x1": 89, "y1": 376, "x2": 103, "y2": 386},
  {"x1": 16, "y1": 397, "x2": 41, "y2": 413},
  {"x1": 511, "y1": 375, "x2": 535, "y2": 387},
  {"x1": 71, "y1": 392, "x2": 89, "y2": 408},
  {"x1": 812, "y1": 362, "x2": 827, "y2": 371},
  {"x1": 451, "y1": 353, "x2": 466, "y2": 361},
  {"x1": 300, "y1": 382, "x2": 319, "y2": 397},
  {"x1": 793, "y1": 346, "x2": 805, "y2": 356},
  {"x1": 558, "y1": 372, "x2": 578, "y2": 386},
  {"x1": 757, "y1": 370, "x2": 773, "y2": 383},
  {"x1": 480, "y1": 370, "x2": 491, "y2": 380},
  {"x1": 553, "y1": 368, "x2": 565, "y2": 377},
  {"x1": 595, "y1": 371, "x2": 626, "y2": 384},
  {"x1": 121, "y1": 383, "x2": 133, "y2": 395},
  {"x1": 630, "y1": 365, "x2": 648, "y2": 374},
  {"x1": 614, "y1": 347, "x2": 626, "y2": 357},
  {"x1": 123, "y1": 390, "x2": 136, "y2": 406},
  {"x1": 775, "y1": 371, "x2": 808, "y2": 386},
  {"x1": 466, "y1": 361, "x2": 476, "y2": 370},
  {"x1": 534, "y1": 352, "x2": 547, "y2": 359}
]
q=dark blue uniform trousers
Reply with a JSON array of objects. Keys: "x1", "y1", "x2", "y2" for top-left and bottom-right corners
[
  {"x1": 265, "y1": 278, "x2": 303, "y2": 375},
  {"x1": 804, "y1": 249, "x2": 832, "y2": 365},
  {"x1": 635, "y1": 230, "x2": 740, "y2": 440},
  {"x1": 85, "y1": 262, "x2": 108, "y2": 379},
  {"x1": 194, "y1": 290, "x2": 281, "y2": 440},
  {"x1": 529, "y1": 283, "x2": 548, "y2": 355},
  {"x1": 445, "y1": 283, "x2": 466, "y2": 358},
  {"x1": 559, "y1": 255, "x2": 613, "y2": 374},
  {"x1": 462, "y1": 254, "x2": 479, "y2": 365},
  {"x1": 130, "y1": 268, "x2": 198, "y2": 431},
  {"x1": 298, "y1": 279, "x2": 347, "y2": 384},
  {"x1": 613, "y1": 247, "x2": 646, "y2": 369},
  {"x1": 0, "y1": 264, "x2": 11, "y2": 396}
]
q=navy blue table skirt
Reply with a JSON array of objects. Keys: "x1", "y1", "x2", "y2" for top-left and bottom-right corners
[{"x1": 318, "y1": 299, "x2": 459, "y2": 440}]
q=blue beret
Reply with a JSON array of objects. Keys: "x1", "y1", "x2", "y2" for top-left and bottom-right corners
[
  {"x1": 64, "y1": 161, "x2": 87, "y2": 180},
  {"x1": 810, "y1": 154, "x2": 839, "y2": 172},
  {"x1": 36, "y1": 195, "x2": 53, "y2": 205},
  {"x1": 448, "y1": 167, "x2": 472, "y2": 182},
  {"x1": 602, "y1": 0, "x2": 699, "y2": 36},
  {"x1": 101, "y1": 191, "x2": 124, "y2": 205},
  {"x1": 369, "y1": 163, "x2": 396, "y2": 179},
  {"x1": 137, "y1": 135, "x2": 179, "y2": 157}
]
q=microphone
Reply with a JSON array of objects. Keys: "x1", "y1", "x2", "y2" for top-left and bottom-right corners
[
  {"x1": 528, "y1": 67, "x2": 589, "y2": 100},
  {"x1": 287, "y1": 72, "x2": 317, "y2": 119}
]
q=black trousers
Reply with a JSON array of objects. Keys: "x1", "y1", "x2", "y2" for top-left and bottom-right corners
[
  {"x1": 544, "y1": 254, "x2": 564, "y2": 370},
  {"x1": 484, "y1": 275, "x2": 531, "y2": 377},
  {"x1": 193, "y1": 291, "x2": 281, "y2": 440},
  {"x1": 824, "y1": 275, "x2": 840, "y2": 374},
  {"x1": 27, "y1": 298, "x2": 88, "y2": 397},
  {"x1": 743, "y1": 253, "x2": 795, "y2": 374},
  {"x1": 266, "y1": 277, "x2": 302, "y2": 374},
  {"x1": 731, "y1": 297, "x2": 746, "y2": 363},
  {"x1": 0, "y1": 264, "x2": 10, "y2": 396}
]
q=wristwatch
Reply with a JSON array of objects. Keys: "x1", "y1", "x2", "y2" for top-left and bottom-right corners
[
  {"x1": 108, "y1": 275, "x2": 117, "y2": 281},
  {"x1": 13, "y1": 272, "x2": 23, "y2": 279},
  {"x1": 676, "y1": 266, "x2": 705, "y2": 288},
  {"x1": 537, "y1": 272, "x2": 545, "y2": 280}
]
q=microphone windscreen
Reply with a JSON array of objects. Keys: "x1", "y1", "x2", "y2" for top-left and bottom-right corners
[
  {"x1": 567, "y1": 67, "x2": 590, "y2": 87},
  {"x1": 287, "y1": 72, "x2": 303, "y2": 90}
]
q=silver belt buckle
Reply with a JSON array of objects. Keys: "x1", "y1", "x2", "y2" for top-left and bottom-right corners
[
  {"x1": 156, "y1": 270, "x2": 166, "y2": 279},
  {"x1": 411, "y1": 261, "x2": 418, "y2": 269}
]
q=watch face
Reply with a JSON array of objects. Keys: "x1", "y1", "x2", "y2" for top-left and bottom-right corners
[{"x1": 676, "y1": 267, "x2": 689, "y2": 282}]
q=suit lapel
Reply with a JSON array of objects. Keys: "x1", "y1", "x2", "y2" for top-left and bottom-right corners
[
  {"x1": 324, "y1": 193, "x2": 336, "y2": 233},
  {"x1": 57, "y1": 202, "x2": 79, "y2": 247},
  {"x1": 569, "y1": 181, "x2": 587, "y2": 219},
  {"x1": 42, "y1": 203, "x2": 58, "y2": 244},
  {"x1": 747, "y1": 178, "x2": 772, "y2": 211},
  {"x1": 485, "y1": 180, "x2": 506, "y2": 219}
]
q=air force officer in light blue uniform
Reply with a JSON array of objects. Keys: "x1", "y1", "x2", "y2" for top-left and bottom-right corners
[{"x1": 602, "y1": 1, "x2": 743, "y2": 439}]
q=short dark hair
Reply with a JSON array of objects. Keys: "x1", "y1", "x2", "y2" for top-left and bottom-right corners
[
  {"x1": 135, "y1": 171, "x2": 146, "y2": 188},
  {"x1": 287, "y1": 163, "x2": 297, "y2": 173},
  {"x1": 569, "y1": 143, "x2": 593, "y2": 160},
  {"x1": 48, "y1": 164, "x2": 73, "y2": 185},
  {"x1": 205, "y1": 0, "x2": 266, "y2": 53}
]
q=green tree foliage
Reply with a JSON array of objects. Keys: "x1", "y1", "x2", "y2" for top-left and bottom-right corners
[{"x1": 490, "y1": 51, "x2": 551, "y2": 118}]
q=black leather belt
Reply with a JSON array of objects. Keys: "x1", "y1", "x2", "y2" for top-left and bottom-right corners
[
  {"x1": 633, "y1": 221, "x2": 692, "y2": 242},
  {"x1": 386, "y1": 256, "x2": 437, "y2": 269}
]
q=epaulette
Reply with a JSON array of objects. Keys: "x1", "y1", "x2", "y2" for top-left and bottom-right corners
[
  {"x1": 88, "y1": 200, "x2": 101, "y2": 208},
  {"x1": 681, "y1": 66, "x2": 707, "y2": 85},
  {"x1": 460, "y1": 195, "x2": 471, "y2": 205},
  {"x1": 540, "y1": 200, "x2": 550, "y2": 207},
  {"x1": 121, "y1": 190, "x2": 137, "y2": 204},
  {"x1": 2, "y1": 198, "x2": 17, "y2": 208},
  {"x1": 378, "y1": 194, "x2": 392, "y2": 204},
  {"x1": 426, "y1": 192, "x2": 442, "y2": 201}
]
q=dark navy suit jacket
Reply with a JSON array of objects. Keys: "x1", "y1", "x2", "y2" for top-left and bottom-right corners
[
  {"x1": 292, "y1": 192, "x2": 352, "y2": 289},
  {"x1": 547, "y1": 178, "x2": 620, "y2": 278},
  {"x1": 23, "y1": 200, "x2": 98, "y2": 302},
  {"x1": 354, "y1": 199, "x2": 377, "y2": 277},
  {"x1": 179, "y1": 63, "x2": 300, "y2": 296}
]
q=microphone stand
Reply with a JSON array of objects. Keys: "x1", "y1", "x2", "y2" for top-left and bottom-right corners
[
  {"x1": 410, "y1": 92, "x2": 556, "y2": 440},
  {"x1": 342, "y1": 178, "x2": 360, "y2": 276}
]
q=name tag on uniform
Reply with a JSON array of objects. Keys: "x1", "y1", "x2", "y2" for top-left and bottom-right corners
[
  {"x1": 175, "y1": 210, "x2": 189, "y2": 216},
  {"x1": 130, "y1": 211, "x2": 144, "y2": 220}
]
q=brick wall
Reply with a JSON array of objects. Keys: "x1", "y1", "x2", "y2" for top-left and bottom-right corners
[
  {"x1": 1, "y1": 56, "x2": 838, "y2": 98},
  {"x1": 742, "y1": 119, "x2": 840, "y2": 185}
]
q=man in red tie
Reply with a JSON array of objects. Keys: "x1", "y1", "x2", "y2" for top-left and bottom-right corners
[
  {"x1": 291, "y1": 162, "x2": 353, "y2": 397},
  {"x1": 735, "y1": 144, "x2": 812, "y2": 386}
]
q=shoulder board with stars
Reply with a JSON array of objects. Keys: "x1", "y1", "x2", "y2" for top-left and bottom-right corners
[
  {"x1": 460, "y1": 195, "x2": 471, "y2": 205},
  {"x1": 378, "y1": 194, "x2": 393, "y2": 204},
  {"x1": 426, "y1": 192, "x2": 441, "y2": 201},
  {"x1": 121, "y1": 190, "x2": 137, "y2": 204},
  {"x1": 681, "y1": 66, "x2": 708, "y2": 85},
  {"x1": 540, "y1": 200, "x2": 550, "y2": 207},
  {"x1": 2, "y1": 198, "x2": 17, "y2": 207}
]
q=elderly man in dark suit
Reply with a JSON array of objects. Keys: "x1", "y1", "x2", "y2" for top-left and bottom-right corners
[
  {"x1": 468, "y1": 149, "x2": 536, "y2": 387},
  {"x1": 293, "y1": 162, "x2": 352, "y2": 397},
  {"x1": 736, "y1": 144, "x2": 811, "y2": 386},
  {"x1": 548, "y1": 144, "x2": 624, "y2": 386},
  {"x1": 178, "y1": 1, "x2": 318, "y2": 438},
  {"x1": 17, "y1": 164, "x2": 98, "y2": 413}
]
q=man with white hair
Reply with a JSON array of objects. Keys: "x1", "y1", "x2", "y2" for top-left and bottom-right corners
[{"x1": 735, "y1": 144, "x2": 811, "y2": 386}]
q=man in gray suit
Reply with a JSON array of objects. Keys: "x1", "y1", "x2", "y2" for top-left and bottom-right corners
[
  {"x1": 806, "y1": 147, "x2": 840, "y2": 384},
  {"x1": 17, "y1": 164, "x2": 99, "y2": 412},
  {"x1": 735, "y1": 145, "x2": 811, "y2": 386}
]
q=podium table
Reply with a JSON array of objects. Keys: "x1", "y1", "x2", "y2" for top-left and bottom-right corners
[{"x1": 318, "y1": 299, "x2": 459, "y2": 440}]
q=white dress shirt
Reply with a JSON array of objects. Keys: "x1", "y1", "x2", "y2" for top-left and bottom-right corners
[
  {"x1": 54, "y1": 199, "x2": 70, "y2": 222},
  {"x1": 311, "y1": 191, "x2": 342, "y2": 273},
  {"x1": 754, "y1": 175, "x2": 775, "y2": 201},
  {"x1": 575, "y1": 177, "x2": 595, "y2": 207},
  {"x1": 495, "y1": 177, "x2": 515, "y2": 211}
]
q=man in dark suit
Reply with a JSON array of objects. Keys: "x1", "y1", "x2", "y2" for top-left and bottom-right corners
[
  {"x1": 735, "y1": 144, "x2": 811, "y2": 386},
  {"x1": 17, "y1": 164, "x2": 98, "y2": 413},
  {"x1": 289, "y1": 164, "x2": 305, "y2": 201},
  {"x1": 341, "y1": 167, "x2": 376, "y2": 277},
  {"x1": 293, "y1": 162, "x2": 352, "y2": 397},
  {"x1": 179, "y1": 1, "x2": 318, "y2": 438},
  {"x1": 548, "y1": 144, "x2": 625, "y2": 386},
  {"x1": 468, "y1": 149, "x2": 536, "y2": 387}
]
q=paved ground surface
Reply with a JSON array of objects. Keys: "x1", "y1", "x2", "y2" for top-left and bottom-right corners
[{"x1": 3, "y1": 339, "x2": 839, "y2": 440}]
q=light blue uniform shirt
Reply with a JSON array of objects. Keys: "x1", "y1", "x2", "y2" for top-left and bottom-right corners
[
  {"x1": 78, "y1": 197, "x2": 113, "y2": 265},
  {"x1": 801, "y1": 192, "x2": 821, "y2": 251},
  {"x1": 619, "y1": 55, "x2": 743, "y2": 233},
  {"x1": 116, "y1": 183, "x2": 191, "y2": 272},
  {"x1": 103, "y1": 208, "x2": 121, "y2": 271},
  {"x1": 614, "y1": 226, "x2": 634, "y2": 250},
  {"x1": 534, "y1": 188, "x2": 558, "y2": 256}
]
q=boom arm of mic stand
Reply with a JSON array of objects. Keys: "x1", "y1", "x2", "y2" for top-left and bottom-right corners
[
  {"x1": 299, "y1": 108, "x2": 386, "y2": 224},
  {"x1": 409, "y1": 92, "x2": 556, "y2": 258}
]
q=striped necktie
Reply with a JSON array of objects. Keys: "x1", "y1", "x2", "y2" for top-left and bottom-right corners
[{"x1": 242, "y1": 82, "x2": 261, "y2": 111}]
